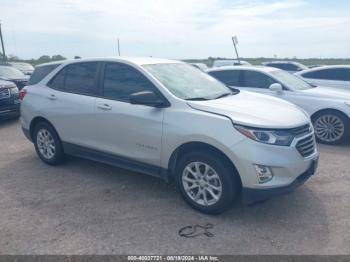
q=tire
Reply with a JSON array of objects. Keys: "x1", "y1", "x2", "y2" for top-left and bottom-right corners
[
  {"x1": 312, "y1": 111, "x2": 350, "y2": 145},
  {"x1": 33, "y1": 121, "x2": 65, "y2": 165},
  {"x1": 175, "y1": 151, "x2": 240, "y2": 214}
]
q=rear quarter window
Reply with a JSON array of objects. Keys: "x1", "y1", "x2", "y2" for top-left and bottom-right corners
[{"x1": 28, "y1": 64, "x2": 61, "y2": 85}]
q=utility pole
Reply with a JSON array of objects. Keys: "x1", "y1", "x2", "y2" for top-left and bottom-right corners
[
  {"x1": 117, "y1": 38, "x2": 121, "y2": 56},
  {"x1": 231, "y1": 36, "x2": 240, "y2": 64},
  {"x1": 0, "y1": 21, "x2": 6, "y2": 61}
]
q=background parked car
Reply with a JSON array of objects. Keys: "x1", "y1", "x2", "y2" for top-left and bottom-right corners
[
  {"x1": 190, "y1": 63, "x2": 208, "y2": 71},
  {"x1": 213, "y1": 59, "x2": 251, "y2": 67},
  {"x1": 8, "y1": 62, "x2": 35, "y2": 75},
  {"x1": 295, "y1": 65, "x2": 350, "y2": 90},
  {"x1": 262, "y1": 61, "x2": 308, "y2": 73},
  {"x1": 0, "y1": 80, "x2": 20, "y2": 120},
  {"x1": 0, "y1": 65, "x2": 29, "y2": 90},
  {"x1": 207, "y1": 66, "x2": 350, "y2": 144}
]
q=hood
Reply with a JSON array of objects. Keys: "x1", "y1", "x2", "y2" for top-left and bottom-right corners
[
  {"x1": 0, "y1": 75, "x2": 29, "y2": 81},
  {"x1": 302, "y1": 86, "x2": 350, "y2": 100},
  {"x1": 187, "y1": 91, "x2": 309, "y2": 129},
  {"x1": 0, "y1": 79, "x2": 16, "y2": 87}
]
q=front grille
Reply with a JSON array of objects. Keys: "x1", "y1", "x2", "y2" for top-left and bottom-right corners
[
  {"x1": 296, "y1": 135, "x2": 316, "y2": 157},
  {"x1": 290, "y1": 124, "x2": 311, "y2": 137},
  {"x1": 0, "y1": 88, "x2": 10, "y2": 99}
]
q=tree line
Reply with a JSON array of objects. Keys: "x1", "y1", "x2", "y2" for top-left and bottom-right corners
[{"x1": 0, "y1": 53, "x2": 66, "y2": 66}]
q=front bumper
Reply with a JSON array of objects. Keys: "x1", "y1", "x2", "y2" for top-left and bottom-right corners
[
  {"x1": 0, "y1": 104, "x2": 20, "y2": 119},
  {"x1": 242, "y1": 156, "x2": 318, "y2": 204}
]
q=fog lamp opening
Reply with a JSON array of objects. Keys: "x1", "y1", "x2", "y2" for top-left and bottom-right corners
[{"x1": 254, "y1": 164, "x2": 273, "y2": 184}]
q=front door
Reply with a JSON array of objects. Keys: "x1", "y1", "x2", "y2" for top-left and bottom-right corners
[{"x1": 94, "y1": 62, "x2": 164, "y2": 167}]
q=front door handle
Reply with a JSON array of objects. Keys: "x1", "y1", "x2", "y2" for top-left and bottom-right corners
[
  {"x1": 48, "y1": 94, "x2": 56, "y2": 100},
  {"x1": 97, "y1": 104, "x2": 112, "y2": 111}
]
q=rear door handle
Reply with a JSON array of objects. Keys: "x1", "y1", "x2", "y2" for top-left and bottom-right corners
[
  {"x1": 97, "y1": 104, "x2": 112, "y2": 111},
  {"x1": 48, "y1": 94, "x2": 56, "y2": 100}
]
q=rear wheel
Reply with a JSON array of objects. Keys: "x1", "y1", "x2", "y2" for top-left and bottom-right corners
[
  {"x1": 33, "y1": 122, "x2": 65, "y2": 165},
  {"x1": 313, "y1": 111, "x2": 349, "y2": 144},
  {"x1": 176, "y1": 151, "x2": 240, "y2": 214}
]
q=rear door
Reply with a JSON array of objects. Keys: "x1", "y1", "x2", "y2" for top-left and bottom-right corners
[
  {"x1": 45, "y1": 62, "x2": 99, "y2": 148},
  {"x1": 94, "y1": 62, "x2": 164, "y2": 167}
]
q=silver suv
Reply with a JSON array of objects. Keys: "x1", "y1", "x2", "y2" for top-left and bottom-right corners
[{"x1": 20, "y1": 57, "x2": 319, "y2": 214}]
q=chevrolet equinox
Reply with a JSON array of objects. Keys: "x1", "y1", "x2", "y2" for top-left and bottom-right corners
[{"x1": 20, "y1": 57, "x2": 319, "y2": 214}]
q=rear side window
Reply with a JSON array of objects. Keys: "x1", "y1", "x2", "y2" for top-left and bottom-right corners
[
  {"x1": 28, "y1": 64, "x2": 60, "y2": 85},
  {"x1": 242, "y1": 71, "x2": 277, "y2": 89},
  {"x1": 103, "y1": 62, "x2": 157, "y2": 102},
  {"x1": 65, "y1": 63, "x2": 98, "y2": 95},
  {"x1": 208, "y1": 70, "x2": 242, "y2": 86},
  {"x1": 48, "y1": 62, "x2": 99, "y2": 96},
  {"x1": 302, "y1": 68, "x2": 350, "y2": 81}
]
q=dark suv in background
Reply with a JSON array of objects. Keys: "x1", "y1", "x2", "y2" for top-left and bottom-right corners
[
  {"x1": 262, "y1": 61, "x2": 308, "y2": 73},
  {"x1": 0, "y1": 79, "x2": 20, "y2": 120}
]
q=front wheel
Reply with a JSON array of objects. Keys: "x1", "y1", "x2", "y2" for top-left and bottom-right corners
[
  {"x1": 176, "y1": 151, "x2": 240, "y2": 214},
  {"x1": 313, "y1": 111, "x2": 349, "y2": 145}
]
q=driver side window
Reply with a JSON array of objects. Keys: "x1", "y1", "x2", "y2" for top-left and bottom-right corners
[
  {"x1": 242, "y1": 71, "x2": 277, "y2": 89},
  {"x1": 103, "y1": 63, "x2": 158, "y2": 102}
]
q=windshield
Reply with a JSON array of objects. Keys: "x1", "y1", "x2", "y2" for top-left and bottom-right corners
[
  {"x1": 143, "y1": 63, "x2": 233, "y2": 100},
  {"x1": 0, "y1": 66, "x2": 25, "y2": 78},
  {"x1": 270, "y1": 69, "x2": 313, "y2": 90}
]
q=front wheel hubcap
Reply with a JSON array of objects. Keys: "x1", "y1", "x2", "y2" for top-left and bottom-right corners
[
  {"x1": 37, "y1": 129, "x2": 56, "y2": 159},
  {"x1": 314, "y1": 114, "x2": 345, "y2": 143},
  {"x1": 182, "y1": 162, "x2": 222, "y2": 206}
]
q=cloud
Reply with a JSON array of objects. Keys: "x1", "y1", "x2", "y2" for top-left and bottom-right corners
[{"x1": 0, "y1": 0, "x2": 349, "y2": 58}]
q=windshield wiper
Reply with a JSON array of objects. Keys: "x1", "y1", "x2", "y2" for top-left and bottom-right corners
[
  {"x1": 226, "y1": 85, "x2": 240, "y2": 94},
  {"x1": 213, "y1": 92, "x2": 233, "y2": 99},
  {"x1": 185, "y1": 97, "x2": 211, "y2": 101}
]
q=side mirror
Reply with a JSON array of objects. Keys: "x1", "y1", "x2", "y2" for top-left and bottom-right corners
[
  {"x1": 129, "y1": 91, "x2": 168, "y2": 108},
  {"x1": 269, "y1": 83, "x2": 283, "y2": 93}
]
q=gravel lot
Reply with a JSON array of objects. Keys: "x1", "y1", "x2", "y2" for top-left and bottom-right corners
[{"x1": 0, "y1": 119, "x2": 349, "y2": 255}]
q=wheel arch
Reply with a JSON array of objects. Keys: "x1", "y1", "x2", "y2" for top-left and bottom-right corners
[
  {"x1": 167, "y1": 141, "x2": 242, "y2": 186},
  {"x1": 29, "y1": 116, "x2": 61, "y2": 141},
  {"x1": 311, "y1": 108, "x2": 350, "y2": 122}
]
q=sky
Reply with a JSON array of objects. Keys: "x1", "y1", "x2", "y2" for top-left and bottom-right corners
[{"x1": 0, "y1": 0, "x2": 349, "y2": 60}]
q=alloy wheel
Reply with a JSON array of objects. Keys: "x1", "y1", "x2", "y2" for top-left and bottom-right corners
[
  {"x1": 36, "y1": 129, "x2": 56, "y2": 159},
  {"x1": 314, "y1": 114, "x2": 345, "y2": 143},
  {"x1": 182, "y1": 162, "x2": 222, "y2": 206}
]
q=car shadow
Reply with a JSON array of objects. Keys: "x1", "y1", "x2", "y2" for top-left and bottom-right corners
[
  {"x1": 1, "y1": 151, "x2": 330, "y2": 254},
  {"x1": 0, "y1": 117, "x2": 19, "y2": 128}
]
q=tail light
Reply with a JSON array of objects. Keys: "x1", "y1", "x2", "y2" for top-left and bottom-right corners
[{"x1": 19, "y1": 89, "x2": 27, "y2": 101}]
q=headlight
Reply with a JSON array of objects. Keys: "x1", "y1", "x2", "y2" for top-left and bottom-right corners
[{"x1": 235, "y1": 125, "x2": 295, "y2": 146}]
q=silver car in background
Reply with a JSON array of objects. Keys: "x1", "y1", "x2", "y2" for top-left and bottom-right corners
[
  {"x1": 208, "y1": 66, "x2": 350, "y2": 144},
  {"x1": 295, "y1": 65, "x2": 350, "y2": 90}
]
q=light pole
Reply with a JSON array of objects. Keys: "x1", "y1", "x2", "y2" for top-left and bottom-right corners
[
  {"x1": 232, "y1": 36, "x2": 240, "y2": 64},
  {"x1": 117, "y1": 38, "x2": 121, "y2": 56},
  {"x1": 0, "y1": 21, "x2": 6, "y2": 61}
]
